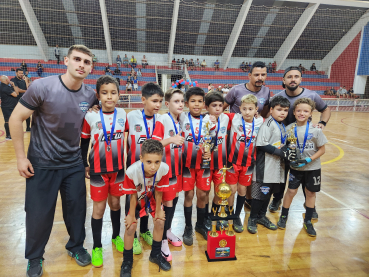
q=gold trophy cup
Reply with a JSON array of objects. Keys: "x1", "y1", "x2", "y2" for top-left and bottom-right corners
[
  {"x1": 215, "y1": 166, "x2": 232, "y2": 218},
  {"x1": 287, "y1": 123, "x2": 298, "y2": 164},
  {"x1": 201, "y1": 121, "x2": 212, "y2": 169}
]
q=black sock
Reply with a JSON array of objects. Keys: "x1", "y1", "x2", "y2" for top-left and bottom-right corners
[
  {"x1": 91, "y1": 217, "x2": 103, "y2": 249},
  {"x1": 163, "y1": 206, "x2": 173, "y2": 240},
  {"x1": 110, "y1": 209, "x2": 121, "y2": 239},
  {"x1": 184, "y1": 206, "x2": 192, "y2": 227},
  {"x1": 134, "y1": 232, "x2": 137, "y2": 238},
  {"x1": 235, "y1": 195, "x2": 246, "y2": 217},
  {"x1": 168, "y1": 197, "x2": 178, "y2": 228},
  {"x1": 123, "y1": 248, "x2": 133, "y2": 263},
  {"x1": 281, "y1": 207, "x2": 289, "y2": 217},
  {"x1": 150, "y1": 240, "x2": 161, "y2": 257},
  {"x1": 26, "y1": 117, "x2": 31, "y2": 129},
  {"x1": 305, "y1": 207, "x2": 314, "y2": 222},
  {"x1": 196, "y1": 207, "x2": 206, "y2": 227},
  {"x1": 140, "y1": 216, "x2": 149, "y2": 234},
  {"x1": 250, "y1": 199, "x2": 263, "y2": 219},
  {"x1": 4, "y1": 123, "x2": 10, "y2": 137},
  {"x1": 258, "y1": 195, "x2": 271, "y2": 218},
  {"x1": 205, "y1": 202, "x2": 209, "y2": 218}
]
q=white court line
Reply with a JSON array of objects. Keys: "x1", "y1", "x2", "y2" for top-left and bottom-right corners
[{"x1": 329, "y1": 137, "x2": 369, "y2": 153}]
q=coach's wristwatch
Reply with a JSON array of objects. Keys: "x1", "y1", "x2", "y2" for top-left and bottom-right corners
[{"x1": 318, "y1": 121, "x2": 327, "y2": 126}]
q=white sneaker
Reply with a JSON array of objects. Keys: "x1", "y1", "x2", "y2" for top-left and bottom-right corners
[
  {"x1": 167, "y1": 228, "x2": 182, "y2": 247},
  {"x1": 161, "y1": 239, "x2": 172, "y2": 261}
]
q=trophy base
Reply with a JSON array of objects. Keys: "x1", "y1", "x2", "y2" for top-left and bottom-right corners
[
  {"x1": 218, "y1": 212, "x2": 228, "y2": 218},
  {"x1": 206, "y1": 230, "x2": 237, "y2": 262},
  {"x1": 205, "y1": 251, "x2": 237, "y2": 262}
]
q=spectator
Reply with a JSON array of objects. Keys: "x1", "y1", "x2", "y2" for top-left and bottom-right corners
[
  {"x1": 176, "y1": 59, "x2": 181, "y2": 69},
  {"x1": 116, "y1": 55, "x2": 122, "y2": 67},
  {"x1": 271, "y1": 61, "x2": 276, "y2": 73},
  {"x1": 137, "y1": 68, "x2": 142, "y2": 77},
  {"x1": 267, "y1": 62, "x2": 272, "y2": 73},
  {"x1": 240, "y1": 62, "x2": 247, "y2": 72},
  {"x1": 114, "y1": 65, "x2": 121, "y2": 84},
  {"x1": 130, "y1": 68, "x2": 136, "y2": 78},
  {"x1": 24, "y1": 71, "x2": 31, "y2": 83},
  {"x1": 133, "y1": 76, "x2": 138, "y2": 91},
  {"x1": 217, "y1": 86, "x2": 222, "y2": 93},
  {"x1": 36, "y1": 61, "x2": 44, "y2": 77},
  {"x1": 105, "y1": 64, "x2": 112, "y2": 75},
  {"x1": 20, "y1": 60, "x2": 27, "y2": 74},
  {"x1": 331, "y1": 86, "x2": 337, "y2": 96},
  {"x1": 310, "y1": 63, "x2": 317, "y2": 72},
  {"x1": 126, "y1": 80, "x2": 132, "y2": 93},
  {"x1": 341, "y1": 86, "x2": 347, "y2": 98},
  {"x1": 195, "y1": 59, "x2": 200, "y2": 70},
  {"x1": 123, "y1": 54, "x2": 129, "y2": 68},
  {"x1": 92, "y1": 54, "x2": 97, "y2": 64},
  {"x1": 189, "y1": 59, "x2": 195, "y2": 70},
  {"x1": 298, "y1": 64, "x2": 306, "y2": 72},
  {"x1": 181, "y1": 58, "x2": 185, "y2": 64},
  {"x1": 130, "y1": 55, "x2": 137, "y2": 68},
  {"x1": 348, "y1": 87, "x2": 354, "y2": 98},
  {"x1": 171, "y1": 58, "x2": 176, "y2": 69},
  {"x1": 201, "y1": 59, "x2": 206, "y2": 71},
  {"x1": 208, "y1": 83, "x2": 213, "y2": 92},
  {"x1": 214, "y1": 60, "x2": 220, "y2": 71},
  {"x1": 248, "y1": 62, "x2": 252, "y2": 70},
  {"x1": 55, "y1": 45, "x2": 60, "y2": 64},
  {"x1": 0, "y1": 75, "x2": 19, "y2": 139},
  {"x1": 142, "y1": 55, "x2": 148, "y2": 68},
  {"x1": 222, "y1": 84, "x2": 229, "y2": 95},
  {"x1": 185, "y1": 59, "x2": 189, "y2": 67},
  {"x1": 324, "y1": 87, "x2": 330, "y2": 96}
]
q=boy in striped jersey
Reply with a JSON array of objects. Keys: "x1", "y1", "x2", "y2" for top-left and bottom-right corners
[
  {"x1": 152, "y1": 88, "x2": 185, "y2": 261},
  {"x1": 81, "y1": 75, "x2": 128, "y2": 267}
]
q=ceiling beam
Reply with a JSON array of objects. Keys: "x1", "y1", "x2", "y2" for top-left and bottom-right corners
[
  {"x1": 280, "y1": 0, "x2": 369, "y2": 9},
  {"x1": 99, "y1": 0, "x2": 113, "y2": 65},
  {"x1": 168, "y1": 0, "x2": 180, "y2": 64}
]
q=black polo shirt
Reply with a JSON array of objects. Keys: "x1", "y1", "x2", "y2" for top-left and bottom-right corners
[
  {"x1": 11, "y1": 76, "x2": 27, "y2": 100},
  {"x1": 0, "y1": 82, "x2": 18, "y2": 108}
]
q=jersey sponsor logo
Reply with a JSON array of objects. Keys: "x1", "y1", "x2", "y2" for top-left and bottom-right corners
[
  {"x1": 237, "y1": 136, "x2": 255, "y2": 143},
  {"x1": 137, "y1": 136, "x2": 147, "y2": 144},
  {"x1": 100, "y1": 132, "x2": 123, "y2": 141},
  {"x1": 79, "y1": 101, "x2": 89, "y2": 113},
  {"x1": 96, "y1": 121, "x2": 103, "y2": 130},
  {"x1": 298, "y1": 142, "x2": 314, "y2": 150},
  {"x1": 307, "y1": 133, "x2": 314, "y2": 140},
  {"x1": 185, "y1": 123, "x2": 190, "y2": 131},
  {"x1": 238, "y1": 125, "x2": 243, "y2": 132},
  {"x1": 135, "y1": 124, "x2": 142, "y2": 132},
  {"x1": 220, "y1": 126, "x2": 226, "y2": 134},
  {"x1": 260, "y1": 186, "x2": 270, "y2": 195},
  {"x1": 259, "y1": 98, "x2": 265, "y2": 105},
  {"x1": 217, "y1": 138, "x2": 224, "y2": 144},
  {"x1": 185, "y1": 135, "x2": 206, "y2": 143},
  {"x1": 169, "y1": 130, "x2": 175, "y2": 137},
  {"x1": 118, "y1": 118, "x2": 125, "y2": 127}
]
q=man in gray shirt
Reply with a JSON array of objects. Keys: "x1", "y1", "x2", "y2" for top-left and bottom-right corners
[{"x1": 10, "y1": 45, "x2": 97, "y2": 277}]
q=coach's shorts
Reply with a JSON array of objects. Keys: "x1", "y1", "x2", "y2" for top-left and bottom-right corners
[
  {"x1": 163, "y1": 175, "x2": 182, "y2": 202},
  {"x1": 226, "y1": 164, "x2": 253, "y2": 186},
  {"x1": 251, "y1": 182, "x2": 281, "y2": 201},
  {"x1": 90, "y1": 169, "x2": 125, "y2": 201},
  {"x1": 289, "y1": 169, "x2": 321, "y2": 192},
  {"x1": 182, "y1": 167, "x2": 211, "y2": 191}
]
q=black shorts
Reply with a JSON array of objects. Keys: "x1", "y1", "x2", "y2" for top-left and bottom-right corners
[
  {"x1": 251, "y1": 182, "x2": 281, "y2": 201},
  {"x1": 288, "y1": 169, "x2": 321, "y2": 192}
]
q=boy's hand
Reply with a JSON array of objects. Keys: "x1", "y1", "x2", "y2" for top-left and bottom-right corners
[
  {"x1": 85, "y1": 167, "x2": 90, "y2": 179},
  {"x1": 171, "y1": 134, "x2": 185, "y2": 146},
  {"x1": 154, "y1": 209, "x2": 166, "y2": 222},
  {"x1": 209, "y1": 115, "x2": 217, "y2": 124},
  {"x1": 290, "y1": 157, "x2": 312, "y2": 168},
  {"x1": 88, "y1": 105, "x2": 100, "y2": 113},
  {"x1": 125, "y1": 214, "x2": 137, "y2": 229},
  {"x1": 202, "y1": 151, "x2": 211, "y2": 161}
]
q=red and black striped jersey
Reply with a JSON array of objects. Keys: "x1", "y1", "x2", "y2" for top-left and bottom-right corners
[
  {"x1": 152, "y1": 113, "x2": 182, "y2": 178},
  {"x1": 81, "y1": 108, "x2": 128, "y2": 174},
  {"x1": 226, "y1": 114, "x2": 264, "y2": 167},
  {"x1": 126, "y1": 110, "x2": 160, "y2": 167},
  {"x1": 210, "y1": 113, "x2": 230, "y2": 170}
]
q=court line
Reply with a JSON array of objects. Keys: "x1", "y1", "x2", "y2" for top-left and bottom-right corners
[
  {"x1": 321, "y1": 141, "x2": 344, "y2": 165},
  {"x1": 341, "y1": 117, "x2": 369, "y2": 131}
]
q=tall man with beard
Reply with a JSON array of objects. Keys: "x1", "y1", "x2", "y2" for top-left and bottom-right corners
[
  {"x1": 10, "y1": 45, "x2": 97, "y2": 277},
  {"x1": 268, "y1": 66, "x2": 331, "y2": 218}
]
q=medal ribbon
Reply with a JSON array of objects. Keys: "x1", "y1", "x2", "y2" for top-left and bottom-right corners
[
  {"x1": 273, "y1": 118, "x2": 287, "y2": 144},
  {"x1": 295, "y1": 121, "x2": 309, "y2": 155},
  {"x1": 141, "y1": 162, "x2": 156, "y2": 215},
  {"x1": 142, "y1": 109, "x2": 155, "y2": 139},
  {"x1": 188, "y1": 112, "x2": 203, "y2": 146},
  {"x1": 168, "y1": 112, "x2": 182, "y2": 148},
  {"x1": 241, "y1": 117, "x2": 255, "y2": 148},
  {"x1": 214, "y1": 117, "x2": 220, "y2": 147},
  {"x1": 100, "y1": 109, "x2": 117, "y2": 149}
]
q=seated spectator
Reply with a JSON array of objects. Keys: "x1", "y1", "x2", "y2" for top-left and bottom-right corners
[
  {"x1": 248, "y1": 62, "x2": 252, "y2": 70},
  {"x1": 114, "y1": 65, "x2": 121, "y2": 84},
  {"x1": 36, "y1": 61, "x2": 44, "y2": 77},
  {"x1": 185, "y1": 59, "x2": 189, "y2": 66},
  {"x1": 130, "y1": 68, "x2": 136, "y2": 77},
  {"x1": 189, "y1": 59, "x2": 195, "y2": 70},
  {"x1": 176, "y1": 59, "x2": 181, "y2": 69},
  {"x1": 181, "y1": 58, "x2": 185, "y2": 64},
  {"x1": 130, "y1": 55, "x2": 137, "y2": 68},
  {"x1": 115, "y1": 55, "x2": 121, "y2": 67},
  {"x1": 201, "y1": 59, "x2": 206, "y2": 71},
  {"x1": 105, "y1": 64, "x2": 112, "y2": 75},
  {"x1": 214, "y1": 60, "x2": 220, "y2": 71},
  {"x1": 20, "y1": 60, "x2": 27, "y2": 74},
  {"x1": 137, "y1": 68, "x2": 142, "y2": 77},
  {"x1": 142, "y1": 55, "x2": 148, "y2": 68},
  {"x1": 126, "y1": 81, "x2": 132, "y2": 93},
  {"x1": 24, "y1": 70, "x2": 31, "y2": 81},
  {"x1": 240, "y1": 62, "x2": 246, "y2": 72},
  {"x1": 331, "y1": 87, "x2": 337, "y2": 96},
  {"x1": 298, "y1": 64, "x2": 306, "y2": 72},
  {"x1": 171, "y1": 58, "x2": 176, "y2": 69},
  {"x1": 222, "y1": 84, "x2": 229, "y2": 95},
  {"x1": 195, "y1": 59, "x2": 200, "y2": 70},
  {"x1": 348, "y1": 87, "x2": 354, "y2": 98},
  {"x1": 267, "y1": 62, "x2": 272, "y2": 73},
  {"x1": 92, "y1": 54, "x2": 97, "y2": 64},
  {"x1": 123, "y1": 54, "x2": 129, "y2": 68},
  {"x1": 341, "y1": 86, "x2": 347, "y2": 98},
  {"x1": 208, "y1": 83, "x2": 212, "y2": 92},
  {"x1": 324, "y1": 87, "x2": 330, "y2": 96},
  {"x1": 133, "y1": 76, "x2": 138, "y2": 91},
  {"x1": 271, "y1": 61, "x2": 276, "y2": 73},
  {"x1": 217, "y1": 86, "x2": 222, "y2": 93},
  {"x1": 310, "y1": 63, "x2": 317, "y2": 72}
]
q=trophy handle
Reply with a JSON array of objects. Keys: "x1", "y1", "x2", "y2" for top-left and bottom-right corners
[
  {"x1": 212, "y1": 207, "x2": 217, "y2": 216},
  {"x1": 228, "y1": 206, "x2": 234, "y2": 215}
]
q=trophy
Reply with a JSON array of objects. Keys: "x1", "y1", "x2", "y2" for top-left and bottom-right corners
[
  {"x1": 215, "y1": 166, "x2": 233, "y2": 217},
  {"x1": 201, "y1": 121, "x2": 213, "y2": 169},
  {"x1": 286, "y1": 123, "x2": 298, "y2": 164}
]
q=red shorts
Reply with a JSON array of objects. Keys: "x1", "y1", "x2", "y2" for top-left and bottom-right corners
[
  {"x1": 225, "y1": 164, "x2": 253, "y2": 187},
  {"x1": 182, "y1": 168, "x2": 212, "y2": 192},
  {"x1": 137, "y1": 191, "x2": 157, "y2": 218},
  {"x1": 211, "y1": 169, "x2": 223, "y2": 186},
  {"x1": 90, "y1": 169, "x2": 125, "y2": 201},
  {"x1": 162, "y1": 175, "x2": 182, "y2": 202}
]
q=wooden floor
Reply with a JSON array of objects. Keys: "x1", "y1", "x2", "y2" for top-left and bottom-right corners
[{"x1": 0, "y1": 111, "x2": 369, "y2": 277}]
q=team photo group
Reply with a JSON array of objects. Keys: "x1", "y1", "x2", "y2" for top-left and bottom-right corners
[{"x1": 8, "y1": 44, "x2": 331, "y2": 277}]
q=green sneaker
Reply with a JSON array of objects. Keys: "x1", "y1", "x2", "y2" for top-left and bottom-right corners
[
  {"x1": 140, "y1": 230, "x2": 153, "y2": 246},
  {"x1": 112, "y1": 235, "x2": 124, "y2": 253},
  {"x1": 133, "y1": 238, "x2": 142, "y2": 255},
  {"x1": 91, "y1": 247, "x2": 103, "y2": 268}
]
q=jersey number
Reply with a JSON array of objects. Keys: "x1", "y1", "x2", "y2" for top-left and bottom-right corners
[{"x1": 313, "y1": 176, "x2": 321, "y2": 186}]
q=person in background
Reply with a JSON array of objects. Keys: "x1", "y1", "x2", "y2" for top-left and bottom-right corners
[
  {"x1": 137, "y1": 68, "x2": 142, "y2": 77},
  {"x1": 1, "y1": 75, "x2": 20, "y2": 139},
  {"x1": 114, "y1": 65, "x2": 121, "y2": 85},
  {"x1": 195, "y1": 59, "x2": 200, "y2": 70},
  {"x1": 142, "y1": 55, "x2": 148, "y2": 69},
  {"x1": 20, "y1": 60, "x2": 27, "y2": 74},
  {"x1": 201, "y1": 59, "x2": 207, "y2": 71},
  {"x1": 123, "y1": 54, "x2": 129, "y2": 68},
  {"x1": 214, "y1": 60, "x2": 220, "y2": 71},
  {"x1": 130, "y1": 56, "x2": 137, "y2": 68},
  {"x1": 133, "y1": 76, "x2": 138, "y2": 91},
  {"x1": 36, "y1": 61, "x2": 44, "y2": 77},
  {"x1": 240, "y1": 62, "x2": 247, "y2": 72},
  {"x1": 116, "y1": 55, "x2": 122, "y2": 67}
]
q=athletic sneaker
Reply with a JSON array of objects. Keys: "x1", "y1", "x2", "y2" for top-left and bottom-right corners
[
  {"x1": 5, "y1": 136, "x2": 11, "y2": 141},
  {"x1": 277, "y1": 215, "x2": 288, "y2": 229},
  {"x1": 133, "y1": 238, "x2": 142, "y2": 255},
  {"x1": 257, "y1": 216, "x2": 277, "y2": 230},
  {"x1": 233, "y1": 217, "x2": 244, "y2": 233},
  {"x1": 247, "y1": 217, "x2": 258, "y2": 234},
  {"x1": 91, "y1": 247, "x2": 103, "y2": 267},
  {"x1": 26, "y1": 127, "x2": 31, "y2": 132},
  {"x1": 182, "y1": 226, "x2": 194, "y2": 246},
  {"x1": 167, "y1": 228, "x2": 182, "y2": 247},
  {"x1": 67, "y1": 248, "x2": 91, "y2": 267},
  {"x1": 161, "y1": 239, "x2": 172, "y2": 261},
  {"x1": 303, "y1": 203, "x2": 319, "y2": 219},
  {"x1": 149, "y1": 252, "x2": 171, "y2": 271},
  {"x1": 216, "y1": 220, "x2": 229, "y2": 231},
  {"x1": 26, "y1": 258, "x2": 43, "y2": 277},
  {"x1": 195, "y1": 223, "x2": 208, "y2": 240},
  {"x1": 140, "y1": 230, "x2": 153, "y2": 246},
  {"x1": 204, "y1": 217, "x2": 212, "y2": 231},
  {"x1": 244, "y1": 198, "x2": 252, "y2": 209},
  {"x1": 112, "y1": 235, "x2": 124, "y2": 253},
  {"x1": 269, "y1": 199, "x2": 281, "y2": 213},
  {"x1": 120, "y1": 260, "x2": 133, "y2": 277},
  {"x1": 304, "y1": 220, "x2": 316, "y2": 237}
]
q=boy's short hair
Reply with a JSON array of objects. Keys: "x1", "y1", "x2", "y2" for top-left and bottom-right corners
[
  {"x1": 250, "y1": 61, "x2": 266, "y2": 73},
  {"x1": 185, "y1": 87, "x2": 205, "y2": 102},
  {"x1": 165, "y1": 88, "x2": 183, "y2": 102},
  {"x1": 293, "y1": 97, "x2": 315, "y2": 111},
  {"x1": 270, "y1": 95, "x2": 290, "y2": 108},
  {"x1": 142, "y1": 82, "x2": 164, "y2": 99},
  {"x1": 141, "y1": 139, "x2": 163, "y2": 157},
  {"x1": 96, "y1": 75, "x2": 119, "y2": 94},
  {"x1": 240, "y1": 94, "x2": 258, "y2": 107},
  {"x1": 67, "y1": 45, "x2": 93, "y2": 58},
  {"x1": 205, "y1": 91, "x2": 224, "y2": 106}
]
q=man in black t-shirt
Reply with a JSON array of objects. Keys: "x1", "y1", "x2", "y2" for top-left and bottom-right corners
[{"x1": 0, "y1": 75, "x2": 19, "y2": 139}]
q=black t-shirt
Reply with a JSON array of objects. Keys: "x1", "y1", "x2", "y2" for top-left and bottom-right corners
[
  {"x1": 0, "y1": 82, "x2": 18, "y2": 108},
  {"x1": 11, "y1": 76, "x2": 27, "y2": 100}
]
